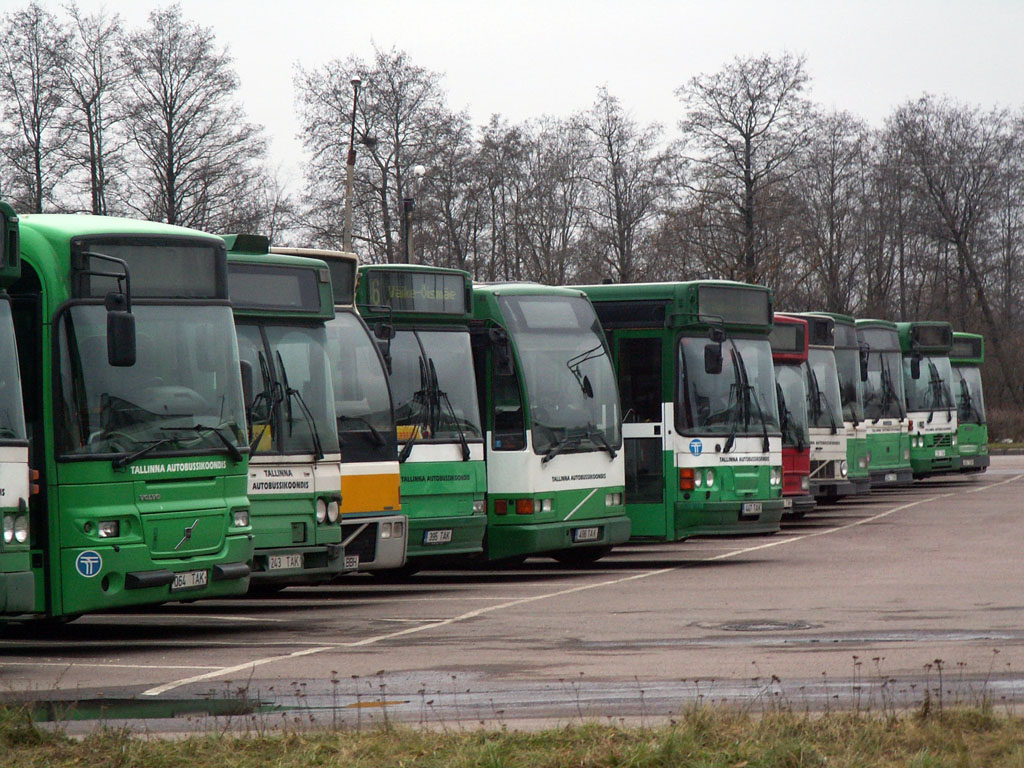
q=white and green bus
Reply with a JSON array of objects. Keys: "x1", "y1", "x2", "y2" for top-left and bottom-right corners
[
  {"x1": 950, "y1": 332, "x2": 988, "y2": 473},
  {"x1": 578, "y1": 280, "x2": 784, "y2": 540}
]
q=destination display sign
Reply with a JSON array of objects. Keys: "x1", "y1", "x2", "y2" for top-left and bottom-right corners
[
  {"x1": 805, "y1": 315, "x2": 834, "y2": 347},
  {"x1": 364, "y1": 270, "x2": 468, "y2": 315},
  {"x1": 326, "y1": 259, "x2": 356, "y2": 306},
  {"x1": 697, "y1": 285, "x2": 771, "y2": 327},
  {"x1": 769, "y1": 320, "x2": 804, "y2": 354},
  {"x1": 911, "y1": 323, "x2": 952, "y2": 350},
  {"x1": 858, "y1": 327, "x2": 900, "y2": 351},
  {"x1": 951, "y1": 335, "x2": 983, "y2": 361},
  {"x1": 72, "y1": 237, "x2": 225, "y2": 299},
  {"x1": 228, "y1": 262, "x2": 323, "y2": 313}
]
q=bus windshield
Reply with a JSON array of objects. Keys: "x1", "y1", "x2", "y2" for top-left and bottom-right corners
[
  {"x1": 0, "y1": 300, "x2": 26, "y2": 441},
  {"x1": 324, "y1": 312, "x2": 397, "y2": 462},
  {"x1": 806, "y1": 348, "x2": 843, "y2": 431},
  {"x1": 904, "y1": 355, "x2": 955, "y2": 412},
  {"x1": 953, "y1": 366, "x2": 985, "y2": 424},
  {"x1": 679, "y1": 336, "x2": 780, "y2": 435},
  {"x1": 775, "y1": 363, "x2": 809, "y2": 448},
  {"x1": 498, "y1": 295, "x2": 621, "y2": 456},
  {"x1": 237, "y1": 323, "x2": 340, "y2": 457},
  {"x1": 391, "y1": 328, "x2": 482, "y2": 443},
  {"x1": 834, "y1": 347, "x2": 865, "y2": 423},
  {"x1": 863, "y1": 349, "x2": 905, "y2": 420},
  {"x1": 57, "y1": 304, "x2": 247, "y2": 457}
]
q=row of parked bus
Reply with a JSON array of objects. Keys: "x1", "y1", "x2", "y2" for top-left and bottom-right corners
[{"x1": 0, "y1": 209, "x2": 987, "y2": 623}]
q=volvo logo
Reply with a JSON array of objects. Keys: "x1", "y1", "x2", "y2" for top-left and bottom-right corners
[{"x1": 175, "y1": 519, "x2": 200, "y2": 551}]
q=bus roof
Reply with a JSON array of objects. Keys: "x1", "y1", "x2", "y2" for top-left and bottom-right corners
[
  {"x1": 225, "y1": 239, "x2": 334, "y2": 321},
  {"x1": 950, "y1": 331, "x2": 984, "y2": 366},
  {"x1": 356, "y1": 263, "x2": 473, "y2": 321},
  {"x1": 770, "y1": 313, "x2": 808, "y2": 363},
  {"x1": 896, "y1": 321, "x2": 953, "y2": 355},
  {"x1": 274, "y1": 247, "x2": 357, "y2": 307},
  {"x1": 577, "y1": 279, "x2": 773, "y2": 331},
  {"x1": 472, "y1": 281, "x2": 591, "y2": 325}
]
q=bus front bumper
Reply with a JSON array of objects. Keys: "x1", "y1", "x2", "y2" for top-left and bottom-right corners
[
  {"x1": 0, "y1": 570, "x2": 35, "y2": 614},
  {"x1": 869, "y1": 467, "x2": 914, "y2": 486},
  {"x1": 406, "y1": 514, "x2": 487, "y2": 560},
  {"x1": 341, "y1": 514, "x2": 408, "y2": 572},
  {"x1": 849, "y1": 475, "x2": 872, "y2": 495},
  {"x1": 810, "y1": 478, "x2": 856, "y2": 501},
  {"x1": 958, "y1": 454, "x2": 989, "y2": 472},
  {"x1": 485, "y1": 515, "x2": 631, "y2": 560},
  {"x1": 673, "y1": 498, "x2": 784, "y2": 538},
  {"x1": 783, "y1": 494, "x2": 817, "y2": 516},
  {"x1": 250, "y1": 544, "x2": 345, "y2": 585}
]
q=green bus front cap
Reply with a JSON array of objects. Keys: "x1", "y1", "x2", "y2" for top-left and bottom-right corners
[
  {"x1": 0, "y1": 201, "x2": 20, "y2": 285},
  {"x1": 356, "y1": 264, "x2": 473, "y2": 320},
  {"x1": 951, "y1": 332, "x2": 984, "y2": 365},
  {"x1": 578, "y1": 279, "x2": 773, "y2": 332},
  {"x1": 221, "y1": 233, "x2": 270, "y2": 254},
  {"x1": 897, "y1": 321, "x2": 953, "y2": 354},
  {"x1": 227, "y1": 252, "x2": 334, "y2": 321}
]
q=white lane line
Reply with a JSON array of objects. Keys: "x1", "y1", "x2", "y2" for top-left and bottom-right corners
[
  {"x1": 1, "y1": 661, "x2": 220, "y2": 670},
  {"x1": 189, "y1": 615, "x2": 287, "y2": 623},
  {"x1": 142, "y1": 490, "x2": 960, "y2": 697},
  {"x1": 964, "y1": 473, "x2": 1023, "y2": 494}
]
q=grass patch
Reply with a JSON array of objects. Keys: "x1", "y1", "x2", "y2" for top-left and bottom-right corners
[{"x1": 3, "y1": 705, "x2": 1024, "y2": 767}]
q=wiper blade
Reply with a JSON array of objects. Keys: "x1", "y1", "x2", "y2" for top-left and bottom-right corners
[
  {"x1": 583, "y1": 425, "x2": 617, "y2": 460},
  {"x1": 164, "y1": 424, "x2": 244, "y2": 463},
  {"x1": 337, "y1": 415, "x2": 386, "y2": 447},
  {"x1": 112, "y1": 436, "x2": 178, "y2": 469},
  {"x1": 541, "y1": 435, "x2": 581, "y2": 465},
  {"x1": 276, "y1": 351, "x2": 325, "y2": 461}
]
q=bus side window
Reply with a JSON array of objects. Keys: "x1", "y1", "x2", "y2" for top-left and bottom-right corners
[{"x1": 491, "y1": 358, "x2": 525, "y2": 452}]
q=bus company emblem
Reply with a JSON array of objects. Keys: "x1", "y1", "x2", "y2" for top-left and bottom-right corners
[
  {"x1": 689, "y1": 439, "x2": 703, "y2": 457},
  {"x1": 75, "y1": 550, "x2": 102, "y2": 578},
  {"x1": 175, "y1": 519, "x2": 201, "y2": 551}
]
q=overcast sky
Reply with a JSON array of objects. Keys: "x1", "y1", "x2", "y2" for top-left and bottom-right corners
[{"x1": 9, "y1": 0, "x2": 1024, "y2": 187}]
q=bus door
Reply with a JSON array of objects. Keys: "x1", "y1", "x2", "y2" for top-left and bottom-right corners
[{"x1": 613, "y1": 332, "x2": 666, "y2": 538}]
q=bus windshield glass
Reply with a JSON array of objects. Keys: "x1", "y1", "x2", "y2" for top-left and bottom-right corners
[
  {"x1": 57, "y1": 304, "x2": 247, "y2": 457},
  {"x1": 775, "y1": 363, "x2": 809, "y2": 448},
  {"x1": 806, "y1": 348, "x2": 843, "y2": 430},
  {"x1": 679, "y1": 336, "x2": 780, "y2": 435},
  {"x1": 498, "y1": 295, "x2": 621, "y2": 456},
  {"x1": 863, "y1": 350, "x2": 905, "y2": 420},
  {"x1": 390, "y1": 329, "x2": 482, "y2": 443},
  {"x1": 0, "y1": 300, "x2": 26, "y2": 441},
  {"x1": 325, "y1": 312, "x2": 397, "y2": 462},
  {"x1": 903, "y1": 355, "x2": 955, "y2": 412},
  {"x1": 953, "y1": 366, "x2": 985, "y2": 424},
  {"x1": 833, "y1": 347, "x2": 865, "y2": 423}
]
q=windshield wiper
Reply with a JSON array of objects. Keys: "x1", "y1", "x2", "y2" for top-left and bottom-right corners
[
  {"x1": 162, "y1": 424, "x2": 244, "y2": 463},
  {"x1": 398, "y1": 360, "x2": 431, "y2": 464},
  {"x1": 809, "y1": 369, "x2": 838, "y2": 434},
  {"x1": 745, "y1": 385, "x2": 772, "y2": 453},
  {"x1": 541, "y1": 434, "x2": 581, "y2": 465},
  {"x1": 566, "y1": 344, "x2": 605, "y2": 398},
  {"x1": 337, "y1": 415, "x2": 386, "y2": 447},
  {"x1": 720, "y1": 346, "x2": 744, "y2": 454},
  {"x1": 276, "y1": 351, "x2": 325, "y2": 461},
  {"x1": 429, "y1": 359, "x2": 470, "y2": 462},
  {"x1": 111, "y1": 436, "x2": 179, "y2": 469},
  {"x1": 582, "y1": 424, "x2": 617, "y2": 460}
]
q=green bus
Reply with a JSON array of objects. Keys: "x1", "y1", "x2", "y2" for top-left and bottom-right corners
[
  {"x1": 950, "y1": 332, "x2": 988, "y2": 473},
  {"x1": 801, "y1": 313, "x2": 870, "y2": 496},
  {"x1": 277, "y1": 248, "x2": 407, "y2": 574},
  {"x1": 855, "y1": 320, "x2": 912, "y2": 486},
  {"x1": 10, "y1": 214, "x2": 253, "y2": 620},
  {"x1": 470, "y1": 282, "x2": 630, "y2": 563},
  {"x1": 356, "y1": 264, "x2": 486, "y2": 566},
  {"x1": 897, "y1": 321, "x2": 960, "y2": 477},
  {"x1": 225, "y1": 238, "x2": 345, "y2": 586},
  {"x1": 0, "y1": 203, "x2": 32, "y2": 615},
  {"x1": 578, "y1": 281, "x2": 784, "y2": 540}
]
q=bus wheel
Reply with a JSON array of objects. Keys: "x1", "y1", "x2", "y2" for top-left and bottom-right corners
[{"x1": 552, "y1": 547, "x2": 612, "y2": 567}]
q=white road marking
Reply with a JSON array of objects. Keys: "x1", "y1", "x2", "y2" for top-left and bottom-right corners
[
  {"x1": 1, "y1": 661, "x2": 220, "y2": 670},
  {"x1": 964, "y1": 473, "x2": 1023, "y2": 494},
  {"x1": 145, "y1": 489, "x2": 962, "y2": 697}
]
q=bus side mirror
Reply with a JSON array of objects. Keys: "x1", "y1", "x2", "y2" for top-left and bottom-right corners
[
  {"x1": 859, "y1": 349, "x2": 869, "y2": 382},
  {"x1": 910, "y1": 356, "x2": 921, "y2": 380},
  {"x1": 104, "y1": 292, "x2": 136, "y2": 367},
  {"x1": 704, "y1": 343, "x2": 723, "y2": 375},
  {"x1": 239, "y1": 359, "x2": 254, "y2": 408},
  {"x1": 488, "y1": 327, "x2": 513, "y2": 376},
  {"x1": 373, "y1": 322, "x2": 395, "y2": 341}
]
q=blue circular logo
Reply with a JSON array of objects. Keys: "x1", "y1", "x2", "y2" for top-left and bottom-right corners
[
  {"x1": 689, "y1": 438, "x2": 703, "y2": 457},
  {"x1": 75, "y1": 550, "x2": 103, "y2": 578}
]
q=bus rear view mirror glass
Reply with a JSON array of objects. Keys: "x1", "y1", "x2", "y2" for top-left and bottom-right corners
[
  {"x1": 910, "y1": 357, "x2": 921, "y2": 380},
  {"x1": 373, "y1": 321, "x2": 395, "y2": 340},
  {"x1": 704, "y1": 344, "x2": 723, "y2": 375},
  {"x1": 107, "y1": 311, "x2": 136, "y2": 367},
  {"x1": 859, "y1": 348, "x2": 869, "y2": 382},
  {"x1": 239, "y1": 359, "x2": 254, "y2": 408}
]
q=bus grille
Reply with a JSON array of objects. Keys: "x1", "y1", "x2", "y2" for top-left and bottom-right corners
[
  {"x1": 934, "y1": 434, "x2": 953, "y2": 447},
  {"x1": 342, "y1": 522, "x2": 378, "y2": 563},
  {"x1": 810, "y1": 460, "x2": 835, "y2": 479}
]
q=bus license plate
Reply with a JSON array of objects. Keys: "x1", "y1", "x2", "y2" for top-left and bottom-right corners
[
  {"x1": 423, "y1": 529, "x2": 453, "y2": 545},
  {"x1": 573, "y1": 527, "x2": 600, "y2": 543},
  {"x1": 783, "y1": 498, "x2": 793, "y2": 509},
  {"x1": 885, "y1": 473, "x2": 897, "y2": 482},
  {"x1": 741, "y1": 502, "x2": 762, "y2": 517},
  {"x1": 962, "y1": 458, "x2": 974, "y2": 467},
  {"x1": 268, "y1": 554, "x2": 303, "y2": 571},
  {"x1": 171, "y1": 569, "x2": 208, "y2": 592},
  {"x1": 344, "y1": 555, "x2": 360, "y2": 570},
  {"x1": 935, "y1": 449, "x2": 946, "y2": 457}
]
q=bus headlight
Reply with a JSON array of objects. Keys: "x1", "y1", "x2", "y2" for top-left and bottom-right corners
[
  {"x1": 14, "y1": 515, "x2": 29, "y2": 544},
  {"x1": 903, "y1": 448, "x2": 911, "y2": 460},
  {"x1": 705, "y1": 469, "x2": 715, "y2": 487},
  {"x1": 316, "y1": 498, "x2": 328, "y2": 523},
  {"x1": 858, "y1": 456, "x2": 867, "y2": 469},
  {"x1": 866, "y1": 451, "x2": 872, "y2": 464},
  {"x1": 97, "y1": 520, "x2": 120, "y2": 538},
  {"x1": 327, "y1": 501, "x2": 340, "y2": 523},
  {"x1": 840, "y1": 460, "x2": 848, "y2": 477},
  {"x1": 801, "y1": 475, "x2": 809, "y2": 491},
  {"x1": 694, "y1": 472, "x2": 703, "y2": 488},
  {"x1": 233, "y1": 509, "x2": 250, "y2": 527},
  {"x1": 473, "y1": 499, "x2": 485, "y2": 514},
  {"x1": 3, "y1": 514, "x2": 14, "y2": 543},
  {"x1": 380, "y1": 522, "x2": 392, "y2": 538},
  {"x1": 951, "y1": 435, "x2": 958, "y2": 447},
  {"x1": 770, "y1": 467, "x2": 782, "y2": 486}
]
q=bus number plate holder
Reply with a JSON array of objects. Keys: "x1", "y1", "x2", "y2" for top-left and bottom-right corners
[
  {"x1": 884, "y1": 472, "x2": 897, "y2": 482},
  {"x1": 573, "y1": 527, "x2": 600, "y2": 543},
  {"x1": 423, "y1": 529, "x2": 453, "y2": 545},
  {"x1": 935, "y1": 449, "x2": 946, "y2": 457},
  {"x1": 171, "y1": 569, "x2": 208, "y2": 592},
  {"x1": 268, "y1": 554, "x2": 303, "y2": 571},
  {"x1": 740, "y1": 502, "x2": 762, "y2": 518},
  {"x1": 782, "y1": 498, "x2": 793, "y2": 509},
  {"x1": 344, "y1": 555, "x2": 360, "y2": 570},
  {"x1": 962, "y1": 458, "x2": 974, "y2": 467}
]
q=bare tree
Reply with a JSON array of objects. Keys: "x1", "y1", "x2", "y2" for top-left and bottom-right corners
[
  {"x1": 0, "y1": 2, "x2": 71, "y2": 212},
  {"x1": 119, "y1": 4, "x2": 265, "y2": 229},
  {"x1": 677, "y1": 52, "x2": 811, "y2": 283}
]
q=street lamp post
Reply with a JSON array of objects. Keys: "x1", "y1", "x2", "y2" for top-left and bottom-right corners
[
  {"x1": 343, "y1": 76, "x2": 361, "y2": 254},
  {"x1": 403, "y1": 164, "x2": 425, "y2": 264}
]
